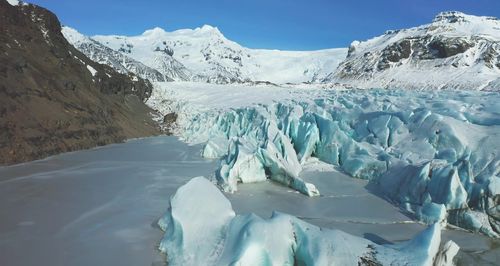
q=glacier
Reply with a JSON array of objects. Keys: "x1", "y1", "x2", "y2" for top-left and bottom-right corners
[
  {"x1": 151, "y1": 83, "x2": 500, "y2": 237},
  {"x1": 158, "y1": 176, "x2": 459, "y2": 266}
]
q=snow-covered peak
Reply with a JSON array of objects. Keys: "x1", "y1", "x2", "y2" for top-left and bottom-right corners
[
  {"x1": 429, "y1": 11, "x2": 500, "y2": 38},
  {"x1": 194, "y1": 24, "x2": 222, "y2": 35},
  {"x1": 433, "y1": 11, "x2": 499, "y2": 24},
  {"x1": 6, "y1": 0, "x2": 20, "y2": 6},
  {"x1": 161, "y1": 24, "x2": 223, "y2": 37},
  {"x1": 61, "y1": 26, "x2": 89, "y2": 45},
  {"x1": 349, "y1": 12, "x2": 500, "y2": 56},
  {"x1": 137, "y1": 25, "x2": 223, "y2": 39},
  {"x1": 141, "y1": 27, "x2": 168, "y2": 36},
  {"x1": 433, "y1": 11, "x2": 470, "y2": 23}
]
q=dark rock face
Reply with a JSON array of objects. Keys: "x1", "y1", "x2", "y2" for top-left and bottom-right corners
[
  {"x1": 428, "y1": 38, "x2": 474, "y2": 58},
  {"x1": 0, "y1": 1, "x2": 161, "y2": 165},
  {"x1": 330, "y1": 35, "x2": 498, "y2": 87},
  {"x1": 163, "y1": 113, "x2": 178, "y2": 124},
  {"x1": 383, "y1": 39, "x2": 412, "y2": 62},
  {"x1": 433, "y1": 11, "x2": 469, "y2": 23},
  {"x1": 480, "y1": 45, "x2": 500, "y2": 69}
]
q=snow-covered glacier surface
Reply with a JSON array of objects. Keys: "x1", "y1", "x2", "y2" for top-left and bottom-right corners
[
  {"x1": 150, "y1": 82, "x2": 500, "y2": 238},
  {"x1": 158, "y1": 176, "x2": 459, "y2": 266}
]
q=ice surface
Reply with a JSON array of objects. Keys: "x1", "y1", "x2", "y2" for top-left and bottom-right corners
[
  {"x1": 0, "y1": 137, "x2": 218, "y2": 266},
  {"x1": 0, "y1": 136, "x2": 496, "y2": 265},
  {"x1": 158, "y1": 176, "x2": 459, "y2": 266},
  {"x1": 151, "y1": 82, "x2": 500, "y2": 237}
]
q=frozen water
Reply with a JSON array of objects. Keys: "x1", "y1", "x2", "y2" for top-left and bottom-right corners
[
  {"x1": 0, "y1": 137, "x2": 217, "y2": 266},
  {"x1": 0, "y1": 136, "x2": 497, "y2": 265}
]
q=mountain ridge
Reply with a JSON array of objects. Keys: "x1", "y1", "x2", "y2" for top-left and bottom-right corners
[
  {"x1": 64, "y1": 25, "x2": 347, "y2": 84},
  {"x1": 324, "y1": 11, "x2": 500, "y2": 90},
  {"x1": 63, "y1": 11, "x2": 500, "y2": 90}
]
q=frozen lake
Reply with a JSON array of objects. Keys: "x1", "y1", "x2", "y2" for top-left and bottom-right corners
[
  {"x1": 0, "y1": 136, "x2": 498, "y2": 265},
  {"x1": 0, "y1": 136, "x2": 216, "y2": 266}
]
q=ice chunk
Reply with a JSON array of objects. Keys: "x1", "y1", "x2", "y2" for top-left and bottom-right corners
[
  {"x1": 434, "y1": 240, "x2": 460, "y2": 266},
  {"x1": 202, "y1": 138, "x2": 229, "y2": 158},
  {"x1": 217, "y1": 138, "x2": 267, "y2": 192},
  {"x1": 218, "y1": 213, "x2": 296, "y2": 265},
  {"x1": 158, "y1": 177, "x2": 459, "y2": 266},
  {"x1": 157, "y1": 177, "x2": 235, "y2": 265},
  {"x1": 293, "y1": 115, "x2": 319, "y2": 163},
  {"x1": 382, "y1": 223, "x2": 442, "y2": 266},
  {"x1": 428, "y1": 166, "x2": 468, "y2": 210},
  {"x1": 416, "y1": 202, "x2": 447, "y2": 225},
  {"x1": 448, "y1": 210, "x2": 499, "y2": 237}
]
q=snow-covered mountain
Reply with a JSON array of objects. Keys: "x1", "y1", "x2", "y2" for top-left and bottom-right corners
[
  {"x1": 61, "y1": 27, "x2": 189, "y2": 82},
  {"x1": 63, "y1": 12, "x2": 499, "y2": 89},
  {"x1": 85, "y1": 25, "x2": 347, "y2": 84},
  {"x1": 324, "y1": 11, "x2": 500, "y2": 90}
]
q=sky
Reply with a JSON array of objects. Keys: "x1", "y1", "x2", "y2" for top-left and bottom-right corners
[{"x1": 28, "y1": 0, "x2": 500, "y2": 50}]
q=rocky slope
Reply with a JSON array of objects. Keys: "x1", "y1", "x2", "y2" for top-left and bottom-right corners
[
  {"x1": 72, "y1": 26, "x2": 347, "y2": 84},
  {"x1": 0, "y1": 0, "x2": 161, "y2": 165},
  {"x1": 324, "y1": 11, "x2": 500, "y2": 90}
]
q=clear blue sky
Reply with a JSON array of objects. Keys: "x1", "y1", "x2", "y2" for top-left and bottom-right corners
[{"x1": 29, "y1": 0, "x2": 500, "y2": 50}]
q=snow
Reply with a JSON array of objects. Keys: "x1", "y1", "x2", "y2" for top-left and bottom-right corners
[
  {"x1": 86, "y1": 65, "x2": 97, "y2": 76},
  {"x1": 158, "y1": 176, "x2": 459, "y2": 266},
  {"x1": 61, "y1": 26, "x2": 88, "y2": 45},
  {"x1": 6, "y1": 0, "x2": 19, "y2": 6},
  {"x1": 149, "y1": 82, "x2": 500, "y2": 236},
  {"x1": 91, "y1": 26, "x2": 347, "y2": 84}
]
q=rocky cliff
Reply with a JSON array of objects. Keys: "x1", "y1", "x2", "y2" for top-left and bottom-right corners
[{"x1": 0, "y1": 0, "x2": 162, "y2": 165}]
